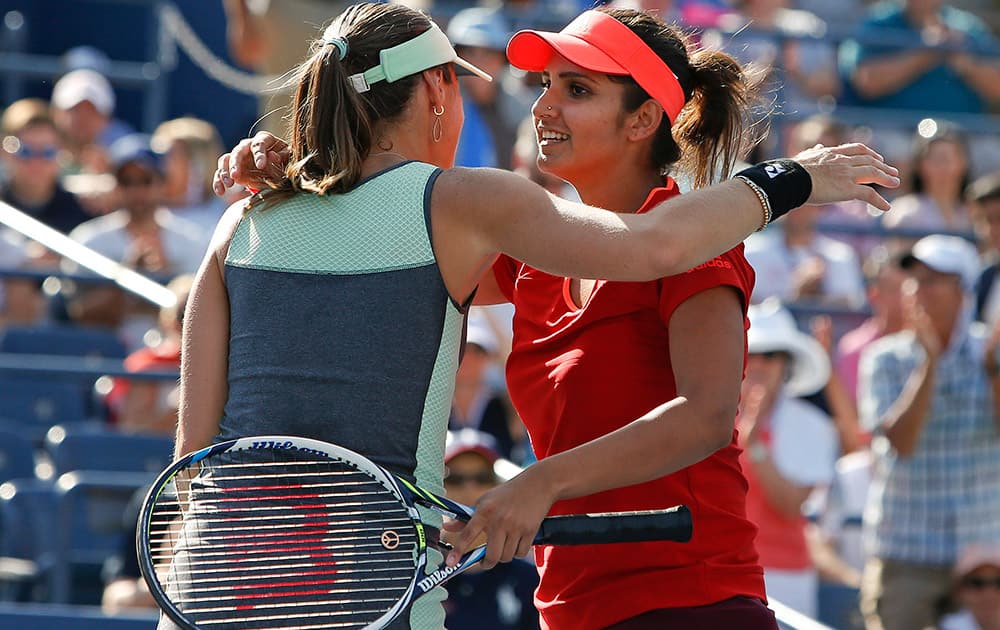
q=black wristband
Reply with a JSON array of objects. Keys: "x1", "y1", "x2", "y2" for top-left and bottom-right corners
[{"x1": 735, "y1": 159, "x2": 812, "y2": 224}]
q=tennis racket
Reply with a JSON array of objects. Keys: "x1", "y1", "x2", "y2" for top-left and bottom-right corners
[{"x1": 138, "y1": 435, "x2": 692, "y2": 629}]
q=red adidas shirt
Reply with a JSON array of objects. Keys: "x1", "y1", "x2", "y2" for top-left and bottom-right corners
[{"x1": 493, "y1": 182, "x2": 766, "y2": 629}]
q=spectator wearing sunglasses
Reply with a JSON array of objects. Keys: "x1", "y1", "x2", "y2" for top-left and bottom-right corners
[
  {"x1": 63, "y1": 133, "x2": 206, "y2": 349},
  {"x1": 442, "y1": 429, "x2": 539, "y2": 630},
  {"x1": 0, "y1": 98, "x2": 90, "y2": 234},
  {"x1": 938, "y1": 544, "x2": 1000, "y2": 630}
]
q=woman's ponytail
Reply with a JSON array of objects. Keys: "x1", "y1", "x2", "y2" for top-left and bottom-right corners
[
  {"x1": 673, "y1": 48, "x2": 764, "y2": 189},
  {"x1": 254, "y1": 2, "x2": 435, "y2": 207}
]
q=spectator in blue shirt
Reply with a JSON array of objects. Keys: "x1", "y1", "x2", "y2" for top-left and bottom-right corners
[{"x1": 839, "y1": 0, "x2": 1000, "y2": 114}]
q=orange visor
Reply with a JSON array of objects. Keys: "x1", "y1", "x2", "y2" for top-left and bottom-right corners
[{"x1": 506, "y1": 10, "x2": 686, "y2": 124}]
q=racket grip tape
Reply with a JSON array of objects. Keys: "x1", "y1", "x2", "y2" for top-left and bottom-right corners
[{"x1": 534, "y1": 505, "x2": 692, "y2": 545}]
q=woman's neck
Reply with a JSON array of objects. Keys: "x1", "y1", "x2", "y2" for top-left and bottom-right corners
[{"x1": 574, "y1": 167, "x2": 664, "y2": 215}]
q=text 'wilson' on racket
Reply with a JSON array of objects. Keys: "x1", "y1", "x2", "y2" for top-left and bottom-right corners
[{"x1": 138, "y1": 435, "x2": 692, "y2": 629}]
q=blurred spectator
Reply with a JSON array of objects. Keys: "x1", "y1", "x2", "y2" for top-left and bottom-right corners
[
  {"x1": 105, "y1": 274, "x2": 191, "y2": 435},
  {"x1": 812, "y1": 314, "x2": 866, "y2": 455},
  {"x1": 834, "y1": 247, "x2": 908, "y2": 422},
  {"x1": 492, "y1": 0, "x2": 579, "y2": 32},
  {"x1": 791, "y1": 115, "x2": 883, "y2": 261},
  {"x1": 63, "y1": 133, "x2": 205, "y2": 350},
  {"x1": 0, "y1": 228, "x2": 46, "y2": 327},
  {"x1": 0, "y1": 98, "x2": 91, "y2": 234},
  {"x1": 810, "y1": 448, "x2": 875, "y2": 587},
  {"x1": 970, "y1": 172, "x2": 1000, "y2": 326},
  {"x1": 744, "y1": 188, "x2": 866, "y2": 308},
  {"x1": 51, "y1": 67, "x2": 134, "y2": 174},
  {"x1": 740, "y1": 299, "x2": 839, "y2": 618},
  {"x1": 858, "y1": 235, "x2": 1000, "y2": 630},
  {"x1": 447, "y1": 7, "x2": 534, "y2": 170},
  {"x1": 745, "y1": 116, "x2": 866, "y2": 309},
  {"x1": 839, "y1": 0, "x2": 1000, "y2": 114},
  {"x1": 451, "y1": 316, "x2": 528, "y2": 464},
  {"x1": 151, "y1": 116, "x2": 229, "y2": 237},
  {"x1": 702, "y1": 0, "x2": 839, "y2": 114},
  {"x1": 223, "y1": 0, "x2": 353, "y2": 135},
  {"x1": 881, "y1": 121, "x2": 974, "y2": 241},
  {"x1": 938, "y1": 544, "x2": 1000, "y2": 630},
  {"x1": 441, "y1": 429, "x2": 539, "y2": 630}
]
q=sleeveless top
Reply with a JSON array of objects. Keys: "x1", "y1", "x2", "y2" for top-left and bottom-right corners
[{"x1": 218, "y1": 161, "x2": 463, "y2": 629}]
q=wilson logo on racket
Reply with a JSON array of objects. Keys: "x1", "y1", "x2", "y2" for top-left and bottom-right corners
[
  {"x1": 381, "y1": 530, "x2": 401, "y2": 550},
  {"x1": 417, "y1": 563, "x2": 462, "y2": 593}
]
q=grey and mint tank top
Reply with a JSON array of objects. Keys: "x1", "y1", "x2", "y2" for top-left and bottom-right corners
[{"x1": 218, "y1": 162, "x2": 463, "y2": 628}]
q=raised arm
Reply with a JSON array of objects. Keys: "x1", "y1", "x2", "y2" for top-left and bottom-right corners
[{"x1": 432, "y1": 143, "x2": 897, "y2": 301}]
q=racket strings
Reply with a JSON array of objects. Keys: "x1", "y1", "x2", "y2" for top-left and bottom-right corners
[{"x1": 144, "y1": 453, "x2": 421, "y2": 629}]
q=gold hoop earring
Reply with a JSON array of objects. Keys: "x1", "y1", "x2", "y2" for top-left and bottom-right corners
[{"x1": 432, "y1": 104, "x2": 445, "y2": 143}]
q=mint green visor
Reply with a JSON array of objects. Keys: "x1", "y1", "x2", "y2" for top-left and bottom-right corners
[{"x1": 348, "y1": 22, "x2": 493, "y2": 93}]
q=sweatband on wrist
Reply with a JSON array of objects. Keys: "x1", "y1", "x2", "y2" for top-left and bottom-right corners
[{"x1": 735, "y1": 159, "x2": 812, "y2": 224}]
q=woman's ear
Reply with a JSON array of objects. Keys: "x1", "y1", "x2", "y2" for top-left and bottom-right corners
[
  {"x1": 421, "y1": 67, "x2": 450, "y2": 111},
  {"x1": 626, "y1": 99, "x2": 665, "y2": 143}
]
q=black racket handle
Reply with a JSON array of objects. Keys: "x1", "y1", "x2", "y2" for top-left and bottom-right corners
[{"x1": 534, "y1": 505, "x2": 692, "y2": 545}]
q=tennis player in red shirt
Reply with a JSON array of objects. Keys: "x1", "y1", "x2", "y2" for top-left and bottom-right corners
[{"x1": 447, "y1": 8, "x2": 777, "y2": 628}]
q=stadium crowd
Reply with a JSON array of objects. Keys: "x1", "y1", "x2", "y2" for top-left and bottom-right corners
[{"x1": 0, "y1": 0, "x2": 999, "y2": 629}]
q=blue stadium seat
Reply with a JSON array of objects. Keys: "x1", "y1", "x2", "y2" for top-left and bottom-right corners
[
  {"x1": 44, "y1": 424, "x2": 174, "y2": 477},
  {"x1": 0, "y1": 325, "x2": 127, "y2": 359},
  {"x1": 0, "y1": 602, "x2": 157, "y2": 629},
  {"x1": 0, "y1": 379, "x2": 91, "y2": 443},
  {"x1": 50, "y1": 471, "x2": 155, "y2": 604},
  {"x1": 0, "y1": 423, "x2": 36, "y2": 484},
  {"x1": 0, "y1": 479, "x2": 59, "y2": 602}
]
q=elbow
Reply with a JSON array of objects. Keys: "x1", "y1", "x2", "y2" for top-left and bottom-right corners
[
  {"x1": 702, "y1": 405, "x2": 737, "y2": 455},
  {"x1": 649, "y1": 230, "x2": 688, "y2": 278}
]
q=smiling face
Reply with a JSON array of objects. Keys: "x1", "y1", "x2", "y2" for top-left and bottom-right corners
[{"x1": 531, "y1": 55, "x2": 637, "y2": 187}]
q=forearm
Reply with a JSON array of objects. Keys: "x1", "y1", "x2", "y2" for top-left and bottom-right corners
[
  {"x1": 532, "y1": 396, "x2": 732, "y2": 503},
  {"x1": 881, "y1": 359, "x2": 935, "y2": 457},
  {"x1": 852, "y1": 49, "x2": 942, "y2": 98},
  {"x1": 642, "y1": 179, "x2": 765, "y2": 276},
  {"x1": 825, "y1": 370, "x2": 862, "y2": 454},
  {"x1": 952, "y1": 58, "x2": 1000, "y2": 103},
  {"x1": 805, "y1": 524, "x2": 861, "y2": 587}
]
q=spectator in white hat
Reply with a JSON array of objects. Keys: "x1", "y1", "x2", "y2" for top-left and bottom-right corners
[
  {"x1": 739, "y1": 298, "x2": 839, "y2": 618},
  {"x1": 858, "y1": 234, "x2": 1000, "y2": 630},
  {"x1": 50, "y1": 67, "x2": 133, "y2": 174}
]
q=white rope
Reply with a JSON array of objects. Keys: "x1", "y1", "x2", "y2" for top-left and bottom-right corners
[{"x1": 157, "y1": 1, "x2": 288, "y2": 96}]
